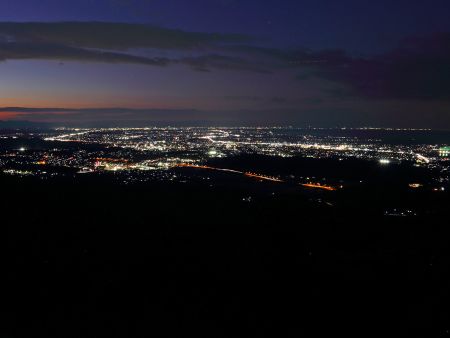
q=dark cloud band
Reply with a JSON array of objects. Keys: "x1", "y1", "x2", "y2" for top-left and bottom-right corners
[
  {"x1": 1, "y1": 22, "x2": 450, "y2": 100},
  {"x1": 0, "y1": 22, "x2": 250, "y2": 50}
]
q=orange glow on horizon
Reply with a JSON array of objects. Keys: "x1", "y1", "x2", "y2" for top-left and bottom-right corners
[
  {"x1": 0, "y1": 95, "x2": 198, "y2": 111},
  {"x1": 0, "y1": 112, "x2": 24, "y2": 120}
]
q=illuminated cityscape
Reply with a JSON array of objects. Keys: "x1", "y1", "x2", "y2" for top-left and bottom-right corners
[{"x1": 1, "y1": 127, "x2": 448, "y2": 192}]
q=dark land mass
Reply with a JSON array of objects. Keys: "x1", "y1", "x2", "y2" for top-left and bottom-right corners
[{"x1": 2, "y1": 155, "x2": 450, "y2": 337}]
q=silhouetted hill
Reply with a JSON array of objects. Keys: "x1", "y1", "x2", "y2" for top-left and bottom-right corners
[{"x1": 0, "y1": 120, "x2": 52, "y2": 129}]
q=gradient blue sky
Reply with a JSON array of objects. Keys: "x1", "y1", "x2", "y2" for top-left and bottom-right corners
[{"x1": 1, "y1": 0, "x2": 450, "y2": 127}]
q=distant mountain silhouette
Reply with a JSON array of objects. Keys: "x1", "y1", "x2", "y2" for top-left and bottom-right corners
[{"x1": 0, "y1": 120, "x2": 52, "y2": 129}]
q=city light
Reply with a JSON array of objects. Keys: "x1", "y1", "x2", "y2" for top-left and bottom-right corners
[{"x1": 1, "y1": 127, "x2": 448, "y2": 193}]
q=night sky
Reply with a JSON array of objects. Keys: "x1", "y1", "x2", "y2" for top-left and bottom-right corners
[{"x1": 1, "y1": 0, "x2": 450, "y2": 127}]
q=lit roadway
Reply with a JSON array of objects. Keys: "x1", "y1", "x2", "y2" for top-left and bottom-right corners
[
  {"x1": 175, "y1": 163, "x2": 284, "y2": 183},
  {"x1": 176, "y1": 163, "x2": 336, "y2": 189},
  {"x1": 301, "y1": 183, "x2": 336, "y2": 191}
]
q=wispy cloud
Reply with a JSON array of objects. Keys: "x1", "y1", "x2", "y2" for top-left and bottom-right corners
[
  {"x1": 0, "y1": 106, "x2": 199, "y2": 120},
  {"x1": 0, "y1": 106, "x2": 208, "y2": 126},
  {"x1": 292, "y1": 33, "x2": 450, "y2": 100},
  {"x1": 2, "y1": 22, "x2": 450, "y2": 101},
  {"x1": 0, "y1": 42, "x2": 171, "y2": 65},
  {"x1": 0, "y1": 21, "x2": 265, "y2": 72},
  {"x1": 0, "y1": 22, "x2": 250, "y2": 50}
]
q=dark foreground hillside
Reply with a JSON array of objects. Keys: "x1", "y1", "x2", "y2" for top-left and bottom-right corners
[{"x1": 1, "y1": 168, "x2": 450, "y2": 337}]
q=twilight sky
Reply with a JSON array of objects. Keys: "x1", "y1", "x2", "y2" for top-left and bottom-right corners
[{"x1": 1, "y1": 0, "x2": 450, "y2": 127}]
